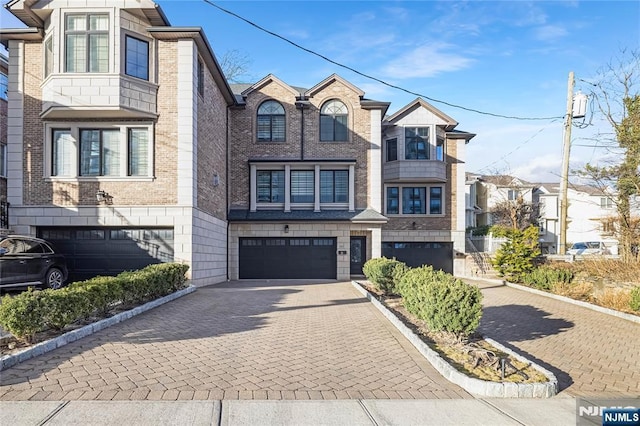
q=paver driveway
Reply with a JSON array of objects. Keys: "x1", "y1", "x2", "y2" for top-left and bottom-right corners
[
  {"x1": 470, "y1": 279, "x2": 640, "y2": 398},
  {"x1": 0, "y1": 281, "x2": 470, "y2": 401}
]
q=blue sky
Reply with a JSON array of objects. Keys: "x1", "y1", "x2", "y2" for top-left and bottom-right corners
[{"x1": 2, "y1": 1, "x2": 639, "y2": 182}]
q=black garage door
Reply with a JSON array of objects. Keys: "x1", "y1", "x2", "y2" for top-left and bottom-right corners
[
  {"x1": 37, "y1": 227, "x2": 174, "y2": 282},
  {"x1": 382, "y1": 242, "x2": 453, "y2": 274},
  {"x1": 240, "y1": 237, "x2": 336, "y2": 279}
]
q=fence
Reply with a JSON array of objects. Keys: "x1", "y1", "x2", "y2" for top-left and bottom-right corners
[{"x1": 468, "y1": 234, "x2": 507, "y2": 254}]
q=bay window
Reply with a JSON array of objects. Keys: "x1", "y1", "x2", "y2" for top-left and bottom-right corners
[
  {"x1": 405, "y1": 127, "x2": 429, "y2": 159},
  {"x1": 125, "y1": 35, "x2": 149, "y2": 80},
  {"x1": 65, "y1": 14, "x2": 109, "y2": 73}
]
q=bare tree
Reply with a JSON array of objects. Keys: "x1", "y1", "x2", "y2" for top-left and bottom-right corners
[
  {"x1": 218, "y1": 49, "x2": 254, "y2": 84},
  {"x1": 491, "y1": 196, "x2": 540, "y2": 231},
  {"x1": 579, "y1": 48, "x2": 640, "y2": 262}
]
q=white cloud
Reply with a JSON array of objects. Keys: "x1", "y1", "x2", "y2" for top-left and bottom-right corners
[
  {"x1": 511, "y1": 154, "x2": 563, "y2": 182},
  {"x1": 381, "y1": 43, "x2": 473, "y2": 79},
  {"x1": 534, "y1": 24, "x2": 568, "y2": 41}
]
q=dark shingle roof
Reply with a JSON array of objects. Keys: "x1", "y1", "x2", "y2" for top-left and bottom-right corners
[{"x1": 228, "y1": 209, "x2": 387, "y2": 223}]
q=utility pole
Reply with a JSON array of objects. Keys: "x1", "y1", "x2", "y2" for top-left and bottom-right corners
[{"x1": 558, "y1": 71, "x2": 574, "y2": 255}]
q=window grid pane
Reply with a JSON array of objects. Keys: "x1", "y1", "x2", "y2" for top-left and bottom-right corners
[
  {"x1": 405, "y1": 127, "x2": 429, "y2": 160},
  {"x1": 102, "y1": 130, "x2": 120, "y2": 176},
  {"x1": 430, "y1": 187, "x2": 442, "y2": 214},
  {"x1": 125, "y1": 36, "x2": 149, "y2": 80},
  {"x1": 128, "y1": 129, "x2": 148, "y2": 176},
  {"x1": 402, "y1": 187, "x2": 426, "y2": 214},
  {"x1": 386, "y1": 138, "x2": 397, "y2": 162},
  {"x1": 387, "y1": 187, "x2": 399, "y2": 214},
  {"x1": 320, "y1": 100, "x2": 348, "y2": 142},
  {"x1": 52, "y1": 130, "x2": 73, "y2": 177},
  {"x1": 257, "y1": 171, "x2": 284, "y2": 203},
  {"x1": 291, "y1": 171, "x2": 314, "y2": 203}
]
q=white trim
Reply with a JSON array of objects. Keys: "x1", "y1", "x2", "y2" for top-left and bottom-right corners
[
  {"x1": 369, "y1": 109, "x2": 382, "y2": 211},
  {"x1": 176, "y1": 40, "x2": 196, "y2": 206},
  {"x1": 7, "y1": 41, "x2": 24, "y2": 205}
]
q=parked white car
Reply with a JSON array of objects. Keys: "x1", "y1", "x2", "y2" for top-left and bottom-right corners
[{"x1": 566, "y1": 241, "x2": 610, "y2": 256}]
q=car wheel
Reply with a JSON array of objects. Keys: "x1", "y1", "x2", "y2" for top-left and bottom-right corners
[{"x1": 44, "y1": 267, "x2": 64, "y2": 290}]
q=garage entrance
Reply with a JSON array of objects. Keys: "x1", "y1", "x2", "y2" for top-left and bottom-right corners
[
  {"x1": 382, "y1": 242, "x2": 453, "y2": 274},
  {"x1": 37, "y1": 227, "x2": 174, "y2": 281},
  {"x1": 239, "y1": 237, "x2": 336, "y2": 279}
]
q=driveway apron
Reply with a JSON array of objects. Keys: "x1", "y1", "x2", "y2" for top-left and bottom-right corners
[
  {"x1": 0, "y1": 281, "x2": 469, "y2": 401},
  {"x1": 471, "y1": 279, "x2": 640, "y2": 398}
]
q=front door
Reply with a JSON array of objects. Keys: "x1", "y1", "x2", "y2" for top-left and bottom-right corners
[{"x1": 350, "y1": 237, "x2": 366, "y2": 275}]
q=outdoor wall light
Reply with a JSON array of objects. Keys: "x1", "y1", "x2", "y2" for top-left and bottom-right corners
[
  {"x1": 284, "y1": 224, "x2": 289, "y2": 233},
  {"x1": 213, "y1": 173, "x2": 220, "y2": 187},
  {"x1": 96, "y1": 190, "x2": 111, "y2": 204},
  {"x1": 412, "y1": 221, "x2": 417, "y2": 229}
]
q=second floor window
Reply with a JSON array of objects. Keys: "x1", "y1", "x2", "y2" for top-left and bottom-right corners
[
  {"x1": 386, "y1": 185, "x2": 444, "y2": 215},
  {"x1": 125, "y1": 36, "x2": 149, "y2": 80},
  {"x1": 405, "y1": 127, "x2": 429, "y2": 159},
  {"x1": 257, "y1": 101, "x2": 285, "y2": 142},
  {"x1": 386, "y1": 138, "x2": 397, "y2": 162},
  {"x1": 320, "y1": 170, "x2": 348, "y2": 203},
  {"x1": 0, "y1": 72, "x2": 7, "y2": 100},
  {"x1": 291, "y1": 170, "x2": 314, "y2": 203},
  {"x1": 600, "y1": 197, "x2": 613, "y2": 209},
  {"x1": 320, "y1": 100, "x2": 348, "y2": 142},
  {"x1": 508, "y1": 189, "x2": 521, "y2": 201},
  {"x1": 257, "y1": 170, "x2": 284, "y2": 203},
  {"x1": 197, "y1": 58, "x2": 204, "y2": 96},
  {"x1": 52, "y1": 130, "x2": 73, "y2": 177},
  {"x1": 65, "y1": 14, "x2": 109, "y2": 73},
  {"x1": 80, "y1": 129, "x2": 120, "y2": 176},
  {"x1": 44, "y1": 37, "x2": 53, "y2": 78}
]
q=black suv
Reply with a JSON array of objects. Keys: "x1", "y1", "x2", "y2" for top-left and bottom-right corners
[{"x1": 0, "y1": 235, "x2": 69, "y2": 290}]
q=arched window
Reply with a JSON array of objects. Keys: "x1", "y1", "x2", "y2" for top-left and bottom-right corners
[
  {"x1": 257, "y1": 100, "x2": 285, "y2": 142},
  {"x1": 320, "y1": 100, "x2": 348, "y2": 142}
]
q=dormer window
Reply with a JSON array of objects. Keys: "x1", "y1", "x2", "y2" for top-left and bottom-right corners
[{"x1": 65, "y1": 14, "x2": 109, "y2": 73}]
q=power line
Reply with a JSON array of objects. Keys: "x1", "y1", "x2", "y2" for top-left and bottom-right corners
[{"x1": 201, "y1": 0, "x2": 564, "y2": 122}]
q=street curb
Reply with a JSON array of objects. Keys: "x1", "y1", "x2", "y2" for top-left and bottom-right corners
[
  {"x1": 0, "y1": 286, "x2": 197, "y2": 371},
  {"x1": 351, "y1": 281, "x2": 558, "y2": 398},
  {"x1": 461, "y1": 276, "x2": 640, "y2": 325}
]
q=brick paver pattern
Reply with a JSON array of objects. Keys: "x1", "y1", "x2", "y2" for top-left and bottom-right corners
[
  {"x1": 471, "y1": 279, "x2": 640, "y2": 398},
  {"x1": 0, "y1": 281, "x2": 470, "y2": 401}
]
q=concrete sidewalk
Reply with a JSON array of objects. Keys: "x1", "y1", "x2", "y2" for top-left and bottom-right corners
[{"x1": 0, "y1": 398, "x2": 578, "y2": 425}]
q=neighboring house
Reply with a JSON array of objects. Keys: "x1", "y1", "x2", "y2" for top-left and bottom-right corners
[
  {"x1": 465, "y1": 172, "x2": 482, "y2": 229},
  {"x1": 1, "y1": 53, "x2": 8, "y2": 232},
  {"x1": 1, "y1": 0, "x2": 476, "y2": 282},
  {"x1": 473, "y1": 174, "x2": 538, "y2": 228},
  {"x1": 0, "y1": 0, "x2": 234, "y2": 284},
  {"x1": 536, "y1": 183, "x2": 635, "y2": 255}
]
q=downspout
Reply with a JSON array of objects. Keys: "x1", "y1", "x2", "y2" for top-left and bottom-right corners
[
  {"x1": 226, "y1": 105, "x2": 230, "y2": 281},
  {"x1": 296, "y1": 98, "x2": 309, "y2": 161}
]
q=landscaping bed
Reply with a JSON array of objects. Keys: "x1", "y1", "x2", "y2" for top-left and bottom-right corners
[{"x1": 358, "y1": 281, "x2": 548, "y2": 385}]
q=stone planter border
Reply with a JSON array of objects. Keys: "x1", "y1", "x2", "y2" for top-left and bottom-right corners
[
  {"x1": 351, "y1": 281, "x2": 558, "y2": 398},
  {"x1": 1, "y1": 286, "x2": 197, "y2": 371}
]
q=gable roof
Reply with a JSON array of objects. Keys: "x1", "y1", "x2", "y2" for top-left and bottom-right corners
[
  {"x1": 479, "y1": 174, "x2": 534, "y2": 187},
  {"x1": 384, "y1": 98, "x2": 457, "y2": 129},
  {"x1": 240, "y1": 74, "x2": 303, "y2": 97},
  {"x1": 305, "y1": 73, "x2": 365, "y2": 98}
]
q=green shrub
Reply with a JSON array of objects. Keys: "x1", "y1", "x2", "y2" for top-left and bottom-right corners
[
  {"x1": 392, "y1": 262, "x2": 410, "y2": 290},
  {"x1": 397, "y1": 266, "x2": 483, "y2": 337},
  {"x1": 491, "y1": 225, "x2": 541, "y2": 281},
  {"x1": 42, "y1": 287, "x2": 89, "y2": 330},
  {"x1": 362, "y1": 257, "x2": 404, "y2": 294},
  {"x1": 520, "y1": 265, "x2": 575, "y2": 291},
  {"x1": 0, "y1": 262, "x2": 190, "y2": 341},
  {"x1": 0, "y1": 289, "x2": 47, "y2": 342},
  {"x1": 630, "y1": 286, "x2": 640, "y2": 311}
]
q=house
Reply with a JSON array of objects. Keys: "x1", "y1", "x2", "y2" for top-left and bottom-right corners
[
  {"x1": 0, "y1": 0, "x2": 234, "y2": 284},
  {"x1": 1, "y1": 0, "x2": 475, "y2": 283},
  {"x1": 536, "y1": 183, "x2": 633, "y2": 255},
  {"x1": 471, "y1": 174, "x2": 538, "y2": 228}
]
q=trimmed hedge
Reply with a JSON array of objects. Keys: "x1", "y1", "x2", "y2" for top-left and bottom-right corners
[
  {"x1": 519, "y1": 265, "x2": 575, "y2": 291},
  {"x1": 0, "y1": 263, "x2": 189, "y2": 342},
  {"x1": 396, "y1": 266, "x2": 483, "y2": 337},
  {"x1": 362, "y1": 257, "x2": 406, "y2": 295}
]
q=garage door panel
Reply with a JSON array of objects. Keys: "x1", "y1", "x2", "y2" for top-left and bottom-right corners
[
  {"x1": 239, "y1": 237, "x2": 336, "y2": 279},
  {"x1": 37, "y1": 227, "x2": 174, "y2": 282}
]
